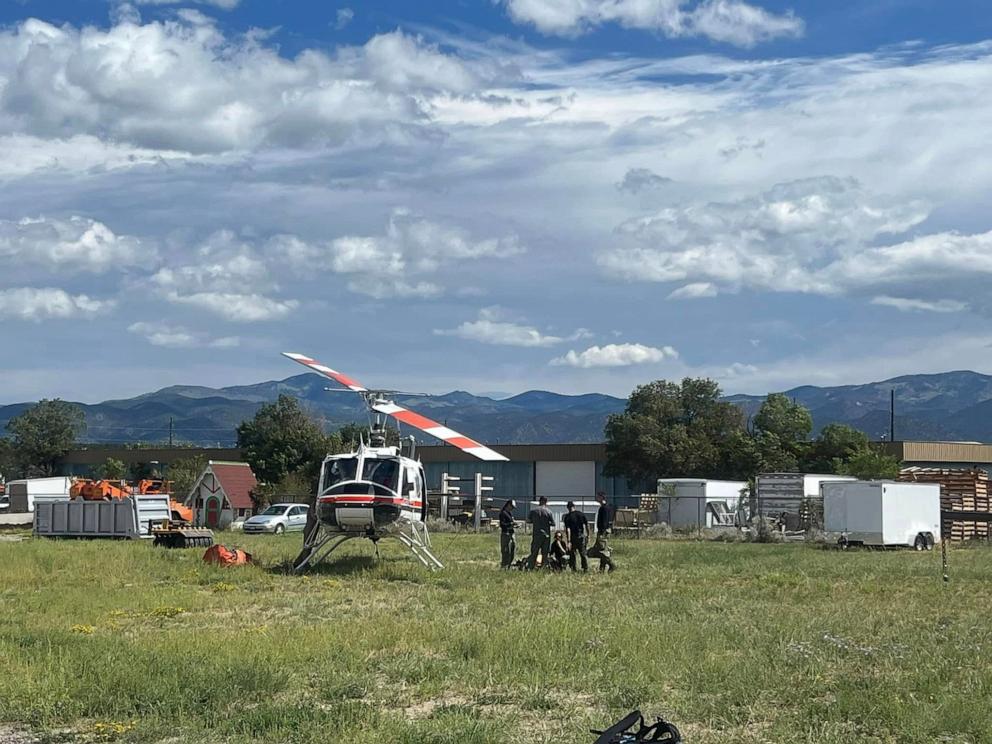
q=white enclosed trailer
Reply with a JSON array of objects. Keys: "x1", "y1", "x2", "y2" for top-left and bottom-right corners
[
  {"x1": 822, "y1": 480, "x2": 940, "y2": 549},
  {"x1": 656, "y1": 479, "x2": 746, "y2": 528},
  {"x1": 6, "y1": 477, "x2": 72, "y2": 513}
]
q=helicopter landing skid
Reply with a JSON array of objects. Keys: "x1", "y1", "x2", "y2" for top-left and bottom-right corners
[{"x1": 292, "y1": 521, "x2": 443, "y2": 573}]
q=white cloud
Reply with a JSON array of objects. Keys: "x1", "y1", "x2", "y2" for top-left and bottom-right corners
[
  {"x1": 0, "y1": 18, "x2": 488, "y2": 155},
  {"x1": 0, "y1": 216, "x2": 150, "y2": 272},
  {"x1": 280, "y1": 210, "x2": 524, "y2": 299},
  {"x1": 668, "y1": 282, "x2": 718, "y2": 300},
  {"x1": 870, "y1": 296, "x2": 967, "y2": 314},
  {"x1": 0, "y1": 287, "x2": 114, "y2": 321},
  {"x1": 335, "y1": 8, "x2": 354, "y2": 30},
  {"x1": 722, "y1": 361, "x2": 758, "y2": 377},
  {"x1": 502, "y1": 0, "x2": 803, "y2": 46},
  {"x1": 601, "y1": 177, "x2": 934, "y2": 297},
  {"x1": 151, "y1": 230, "x2": 298, "y2": 320},
  {"x1": 434, "y1": 307, "x2": 587, "y2": 347},
  {"x1": 551, "y1": 342, "x2": 678, "y2": 368},
  {"x1": 127, "y1": 321, "x2": 239, "y2": 347},
  {"x1": 617, "y1": 167, "x2": 673, "y2": 193},
  {"x1": 166, "y1": 292, "x2": 298, "y2": 322}
]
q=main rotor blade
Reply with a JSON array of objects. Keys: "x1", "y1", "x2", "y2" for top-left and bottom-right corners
[
  {"x1": 371, "y1": 401, "x2": 509, "y2": 462},
  {"x1": 282, "y1": 352, "x2": 368, "y2": 392}
]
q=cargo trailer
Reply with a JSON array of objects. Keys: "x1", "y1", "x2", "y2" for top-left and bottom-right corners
[
  {"x1": 822, "y1": 480, "x2": 940, "y2": 549},
  {"x1": 755, "y1": 473, "x2": 856, "y2": 530},
  {"x1": 6, "y1": 477, "x2": 72, "y2": 513},
  {"x1": 34, "y1": 495, "x2": 171, "y2": 539},
  {"x1": 656, "y1": 479, "x2": 746, "y2": 528}
]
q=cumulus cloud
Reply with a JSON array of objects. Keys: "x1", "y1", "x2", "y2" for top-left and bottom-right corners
[
  {"x1": 722, "y1": 361, "x2": 758, "y2": 377},
  {"x1": 667, "y1": 282, "x2": 718, "y2": 300},
  {"x1": 434, "y1": 307, "x2": 589, "y2": 347},
  {"x1": 0, "y1": 287, "x2": 114, "y2": 321},
  {"x1": 870, "y1": 296, "x2": 967, "y2": 314},
  {"x1": 502, "y1": 0, "x2": 803, "y2": 46},
  {"x1": 152, "y1": 230, "x2": 298, "y2": 320},
  {"x1": 616, "y1": 167, "x2": 673, "y2": 193},
  {"x1": 0, "y1": 216, "x2": 150, "y2": 272},
  {"x1": 279, "y1": 210, "x2": 524, "y2": 299},
  {"x1": 127, "y1": 321, "x2": 239, "y2": 347},
  {"x1": 0, "y1": 18, "x2": 489, "y2": 155},
  {"x1": 601, "y1": 177, "x2": 933, "y2": 296},
  {"x1": 551, "y1": 342, "x2": 678, "y2": 368}
]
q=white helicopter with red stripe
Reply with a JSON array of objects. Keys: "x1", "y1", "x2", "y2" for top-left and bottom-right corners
[{"x1": 283, "y1": 352, "x2": 508, "y2": 572}]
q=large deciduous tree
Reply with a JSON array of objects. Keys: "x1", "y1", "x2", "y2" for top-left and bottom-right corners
[
  {"x1": 604, "y1": 378, "x2": 748, "y2": 485},
  {"x1": 6, "y1": 399, "x2": 85, "y2": 476},
  {"x1": 236, "y1": 395, "x2": 341, "y2": 491}
]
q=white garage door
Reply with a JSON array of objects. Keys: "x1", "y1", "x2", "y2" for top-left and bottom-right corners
[{"x1": 535, "y1": 461, "x2": 596, "y2": 498}]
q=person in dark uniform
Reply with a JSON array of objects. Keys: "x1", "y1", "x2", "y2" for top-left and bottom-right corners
[
  {"x1": 498, "y1": 499, "x2": 516, "y2": 569},
  {"x1": 594, "y1": 491, "x2": 616, "y2": 573},
  {"x1": 526, "y1": 496, "x2": 555, "y2": 570},
  {"x1": 562, "y1": 500, "x2": 590, "y2": 572},
  {"x1": 548, "y1": 531, "x2": 569, "y2": 571}
]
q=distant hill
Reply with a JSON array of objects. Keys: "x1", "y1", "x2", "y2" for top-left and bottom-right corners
[{"x1": 5, "y1": 370, "x2": 992, "y2": 446}]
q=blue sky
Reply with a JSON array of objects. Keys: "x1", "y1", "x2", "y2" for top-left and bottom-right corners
[{"x1": 2, "y1": 0, "x2": 992, "y2": 403}]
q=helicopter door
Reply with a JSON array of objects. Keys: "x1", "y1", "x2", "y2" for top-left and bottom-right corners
[{"x1": 402, "y1": 467, "x2": 418, "y2": 505}]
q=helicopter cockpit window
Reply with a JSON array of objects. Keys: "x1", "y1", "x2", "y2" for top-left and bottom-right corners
[
  {"x1": 322, "y1": 458, "x2": 358, "y2": 492},
  {"x1": 361, "y1": 458, "x2": 399, "y2": 491}
]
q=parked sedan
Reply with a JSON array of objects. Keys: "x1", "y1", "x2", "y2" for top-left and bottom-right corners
[{"x1": 242, "y1": 503, "x2": 309, "y2": 534}]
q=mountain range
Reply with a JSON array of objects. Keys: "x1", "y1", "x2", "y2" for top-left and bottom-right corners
[{"x1": 4, "y1": 370, "x2": 992, "y2": 446}]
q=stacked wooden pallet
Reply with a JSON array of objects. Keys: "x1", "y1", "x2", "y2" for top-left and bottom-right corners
[{"x1": 899, "y1": 467, "x2": 991, "y2": 541}]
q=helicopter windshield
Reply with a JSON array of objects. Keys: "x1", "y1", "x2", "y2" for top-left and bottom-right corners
[
  {"x1": 321, "y1": 458, "x2": 358, "y2": 492},
  {"x1": 361, "y1": 458, "x2": 399, "y2": 491}
]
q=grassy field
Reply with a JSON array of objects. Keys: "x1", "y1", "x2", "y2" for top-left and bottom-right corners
[{"x1": 0, "y1": 532, "x2": 989, "y2": 743}]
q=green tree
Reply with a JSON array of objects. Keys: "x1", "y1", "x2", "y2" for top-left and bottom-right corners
[
  {"x1": 97, "y1": 457, "x2": 128, "y2": 480},
  {"x1": 801, "y1": 423, "x2": 869, "y2": 473},
  {"x1": 165, "y1": 455, "x2": 207, "y2": 500},
  {"x1": 6, "y1": 399, "x2": 85, "y2": 476},
  {"x1": 753, "y1": 393, "x2": 812, "y2": 443},
  {"x1": 236, "y1": 395, "x2": 341, "y2": 490},
  {"x1": 835, "y1": 447, "x2": 901, "y2": 480},
  {"x1": 604, "y1": 378, "x2": 748, "y2": 485}
]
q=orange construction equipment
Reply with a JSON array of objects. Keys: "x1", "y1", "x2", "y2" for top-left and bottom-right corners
[
  {"x1": 137, "y1": 479, "x2": 173, "y2": 495},
  {"x1": 70, "y1": 479, "x2": 132, "y2": 501},
  {"x1": 170, "y1": 500, "x2": 194, "y2": 523}
]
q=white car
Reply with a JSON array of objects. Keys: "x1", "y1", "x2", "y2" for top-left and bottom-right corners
[
  {"x1": 0, "y1": 494, "x2": 8, "y2": 511},
  {"x1": 242, "y1": 503, "x2": 309, "y2": 534}
]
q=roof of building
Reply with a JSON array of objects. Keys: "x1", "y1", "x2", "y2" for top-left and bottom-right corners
[{"x1": 209, "y1": 461, "x2": 257, "y2": 509}]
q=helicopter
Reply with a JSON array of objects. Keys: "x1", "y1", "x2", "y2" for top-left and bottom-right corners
[{"x1": 282, "y1": 352, "x2": 508, "y2": 573}]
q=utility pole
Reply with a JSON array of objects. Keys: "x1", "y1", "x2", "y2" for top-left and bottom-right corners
[
  {"x1": 890, "y1": 389, "x2": 895, "y2": 443},
  {"x1": 169, "y1": 416, "x2": 174, "y2": 447}
]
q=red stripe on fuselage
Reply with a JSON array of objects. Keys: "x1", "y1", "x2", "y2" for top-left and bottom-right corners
[{"x1": 319, "y1": 495, "x2": 422, "y2": 507}]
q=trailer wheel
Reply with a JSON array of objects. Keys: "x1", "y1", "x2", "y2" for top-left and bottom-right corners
[
  {"x1": 913, "y1": 533, "x2": 926, "y2": 551},
  {"x1": 837, "y1": 536, "x2": 849, "y2": 550},
  {"x1": 925, "y1": 533, "x2": 935, "y2": 551}
]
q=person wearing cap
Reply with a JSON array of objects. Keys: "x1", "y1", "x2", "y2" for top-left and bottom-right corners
[
  {"x1": 592, "y1": 491, "x2": 616, "y2": 573},
  {"x1": 562, "y1": 500, "x2": 590, "y2": 572},
  {"x1": 498, "y1": 499, "x2": 517, "y2": 569},
  {"x1": 525, "y1": 496, "x2": 555, "y2": 570}
]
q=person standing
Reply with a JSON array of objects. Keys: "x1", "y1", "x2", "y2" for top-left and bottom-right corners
[
  {"x1": 563, "y1": 500, "x2": 590, "y2": 572},
  {"x1": 594, "y1": 491, "x2": 616, "y2": 573},
  {"x1": 526, "y1": 496, "x2": 555, "y2": 569},
  {"x1": 498, "y1": 499, "x2": 517, "y2": 569}
]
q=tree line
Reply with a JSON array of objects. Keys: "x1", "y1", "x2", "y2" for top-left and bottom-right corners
[
  {"x1": 2, "y1": 383, "x2": 898, "y2": 500},
  {"x1": 603, "y1": 378, "x2": 900, "y2": 488}
]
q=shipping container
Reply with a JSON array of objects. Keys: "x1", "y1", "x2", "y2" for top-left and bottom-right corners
[{"x1": 822, "y1": 480, "x2": 940, "y2": 549}]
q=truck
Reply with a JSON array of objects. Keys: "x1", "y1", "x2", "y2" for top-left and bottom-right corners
[
  {"x1": 6, "y1": 477, "x2": 72, "y2": 513},
  {"x1": 822, "y1": 480, "x2": 940, "y2": 550},
  {"x1": 656, "y1": 479, "x2": 746, "y2": 529}
]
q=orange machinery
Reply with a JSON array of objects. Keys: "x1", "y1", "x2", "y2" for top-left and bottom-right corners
[{"x1": 70, "y1": 478, "x2": 192, "y2": 523}]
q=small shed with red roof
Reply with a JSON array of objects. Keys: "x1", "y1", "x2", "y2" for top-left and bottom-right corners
[{"x1": 185, "y1": 461, "x2": 258, "y2": 529}]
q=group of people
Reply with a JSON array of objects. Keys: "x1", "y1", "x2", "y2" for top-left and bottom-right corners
[{"x1": 498, "y1": 492, "x2": 616, "y2": 573}]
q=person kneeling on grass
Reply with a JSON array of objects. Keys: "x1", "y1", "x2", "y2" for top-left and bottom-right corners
[{"x1": 548, "y1": 531, "x2": 569, "y2": 571}]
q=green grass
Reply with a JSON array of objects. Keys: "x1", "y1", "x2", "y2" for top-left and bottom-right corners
[{"x1": 0, "y1": 533, "x2": 989, "y2": 743}]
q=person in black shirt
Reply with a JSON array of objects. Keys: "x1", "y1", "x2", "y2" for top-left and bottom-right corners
[
  {"x1": 498, "y1": 499, "x2": 516, "y2": 569},
  {"x1": 548, "y1": 530, "x2": 569, "y2": 571},
  {"x1": 562, "y1": 500, "x2": 590, "y2": 572},
  {"x1": 593, "y1": 491, "x2": 616, "y2": 573},
  {"x1": 526, "y1": 496, "x2": 555, "y2": 569}
]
